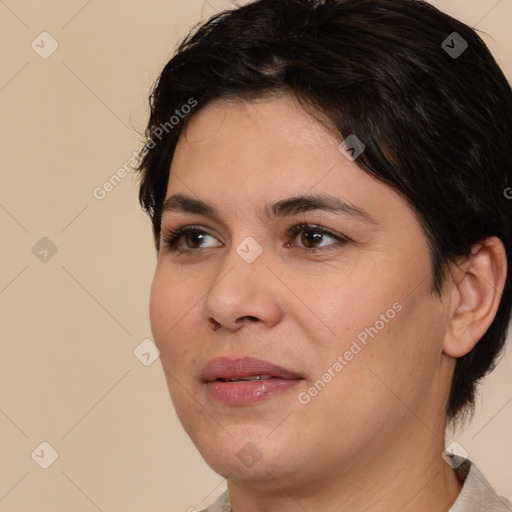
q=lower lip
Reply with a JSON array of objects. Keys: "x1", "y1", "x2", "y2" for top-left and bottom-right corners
[{"x1": 206, "y1": 378, "x2": 303, "y2": 405}]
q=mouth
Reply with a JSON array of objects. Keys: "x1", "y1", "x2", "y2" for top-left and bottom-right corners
[
  {"x1": 216, "y1": 375, "x2": 273, "y2": 382},
  {"x1": 202, "y1": 357, "x2": 305, "y2": 405},
  {"x1": 202, "y1": 356, "x2": 303, "y2": 383}
]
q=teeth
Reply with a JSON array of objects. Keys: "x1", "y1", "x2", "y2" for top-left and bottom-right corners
[{"x1": 221, "y1": 375, "x2": 272, "y2": 382}]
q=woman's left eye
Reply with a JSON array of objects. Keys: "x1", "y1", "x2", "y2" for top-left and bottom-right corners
[
  {"x1": 160, "y1": 223, "x2": 347, "y2": 253},
  {"x1": 286, "y1": 224, "x2": 347, "y2": 251}
]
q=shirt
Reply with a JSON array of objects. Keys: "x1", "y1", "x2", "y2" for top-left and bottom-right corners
[{"x1": 199, "y1": 457, "x2": 512, "y2": 511}]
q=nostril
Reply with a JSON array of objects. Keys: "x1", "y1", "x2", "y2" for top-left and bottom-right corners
[
  {"x1": 236, "y1": 316, "x2": 260, "y2": 327},
  {"x1": 208, "y1": 318, "x2": 221, "y2": 330}
]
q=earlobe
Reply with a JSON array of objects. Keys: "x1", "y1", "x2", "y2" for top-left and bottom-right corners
[{"x1": 443, "y1": 236, "x2": 507, "y2": 358}]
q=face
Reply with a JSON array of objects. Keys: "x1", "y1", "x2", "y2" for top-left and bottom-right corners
[{"x1": 150, "y1": 95, "x2": 453, "y2": 490}]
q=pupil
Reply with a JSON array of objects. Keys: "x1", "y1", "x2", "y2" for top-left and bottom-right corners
[
  {"x1": 187, "y1": 233, "x2": 204, "y2": 248},
  {"x1": 302, "y1": 230, "x2": 322, "y2": 247}
]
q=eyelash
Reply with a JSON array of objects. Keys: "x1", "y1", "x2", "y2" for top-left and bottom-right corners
[{"x1": 160, "y1": 223, "x2": 348, "y2": 254}]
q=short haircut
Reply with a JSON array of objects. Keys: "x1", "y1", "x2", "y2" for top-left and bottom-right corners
[{"x1": 137, "y1": 0, "x2": 512, "y2": 425}]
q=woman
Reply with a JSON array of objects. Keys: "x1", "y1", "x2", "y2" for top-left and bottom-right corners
[{"x1": 137, "y1": 0, "x2": 512, "y2": 510}]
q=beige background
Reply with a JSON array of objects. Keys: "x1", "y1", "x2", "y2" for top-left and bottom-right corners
[{"x1": 0, "y1": 1, "x2": 511, "y2": 510}]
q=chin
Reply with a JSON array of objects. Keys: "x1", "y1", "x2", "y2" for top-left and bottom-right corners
[
  {"x1": 194, "y1": 430, "x2": 302, "y2": 484},
  {"x1": 204, "y1": 450, "x2": 297, "y2": 486}
]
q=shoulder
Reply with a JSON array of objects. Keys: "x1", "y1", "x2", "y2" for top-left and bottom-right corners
[
  {"x1": 198, "y1": 489, "x2": 231, "y2": 512},
  {"x1": 449, "y1": 456, "x2": 512, "y2": 512}
]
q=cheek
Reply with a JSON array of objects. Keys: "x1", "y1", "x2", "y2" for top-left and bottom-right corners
[
  {"x1": 149, "y1": 268, "x2": 204, "y2": 422},
  {"x1": 149, "y1": 266, "x2": 201, "y2": 367},
  {"x1": 295, "y1": 300, "x2": 441, "y2": 453},
  {"x1": 149, "y1": 268, "x2": 172, "y2": 344},
  {"x1": 306, "y1": 268, "x2": 395, "y2": 349},
  {"x1": 306, "y1": 260, "x2": 443, "y2": 399}
]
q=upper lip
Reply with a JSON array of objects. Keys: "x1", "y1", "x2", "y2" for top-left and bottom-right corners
[{"x1": 202, "y1": 357, "x2": 303, "y2": 383}]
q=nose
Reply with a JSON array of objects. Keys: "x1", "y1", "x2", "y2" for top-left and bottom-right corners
[{"x1": 201, "y1": 245, "x2": 283, "y2": 332}]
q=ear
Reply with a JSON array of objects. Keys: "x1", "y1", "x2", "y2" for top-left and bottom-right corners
[{"x1": 443, "y1": 236, "x2": 507, "y2": 358}]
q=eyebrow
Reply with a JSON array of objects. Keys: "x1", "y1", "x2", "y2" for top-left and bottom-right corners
[{"x1": 160, "y1": 193, "x2": 377, "y2": 225}]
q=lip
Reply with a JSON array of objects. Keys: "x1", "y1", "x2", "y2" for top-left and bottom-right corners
[
  {"x1": 202, "y1": 357, "x2": 304, "y2": 405},
  {"x1": 202, "y1": 356, "x2": 303, "y2": 382}
]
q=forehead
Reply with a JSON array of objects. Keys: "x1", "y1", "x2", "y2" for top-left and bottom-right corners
[
  {"x1": 177, "y1": 95, "x2": 334, "y2": 162},
  {"x1": 166, "y1": 95, "x2": 413, "y2": 230}
]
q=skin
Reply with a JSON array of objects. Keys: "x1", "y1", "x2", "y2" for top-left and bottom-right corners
[{"x1": 149, "y1": 94, "x2": 507, "y2": 512}]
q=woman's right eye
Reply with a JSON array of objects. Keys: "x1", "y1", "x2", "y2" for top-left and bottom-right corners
[{"x1": 161, "y1": 226, "x2": 221, "y2": 252}]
